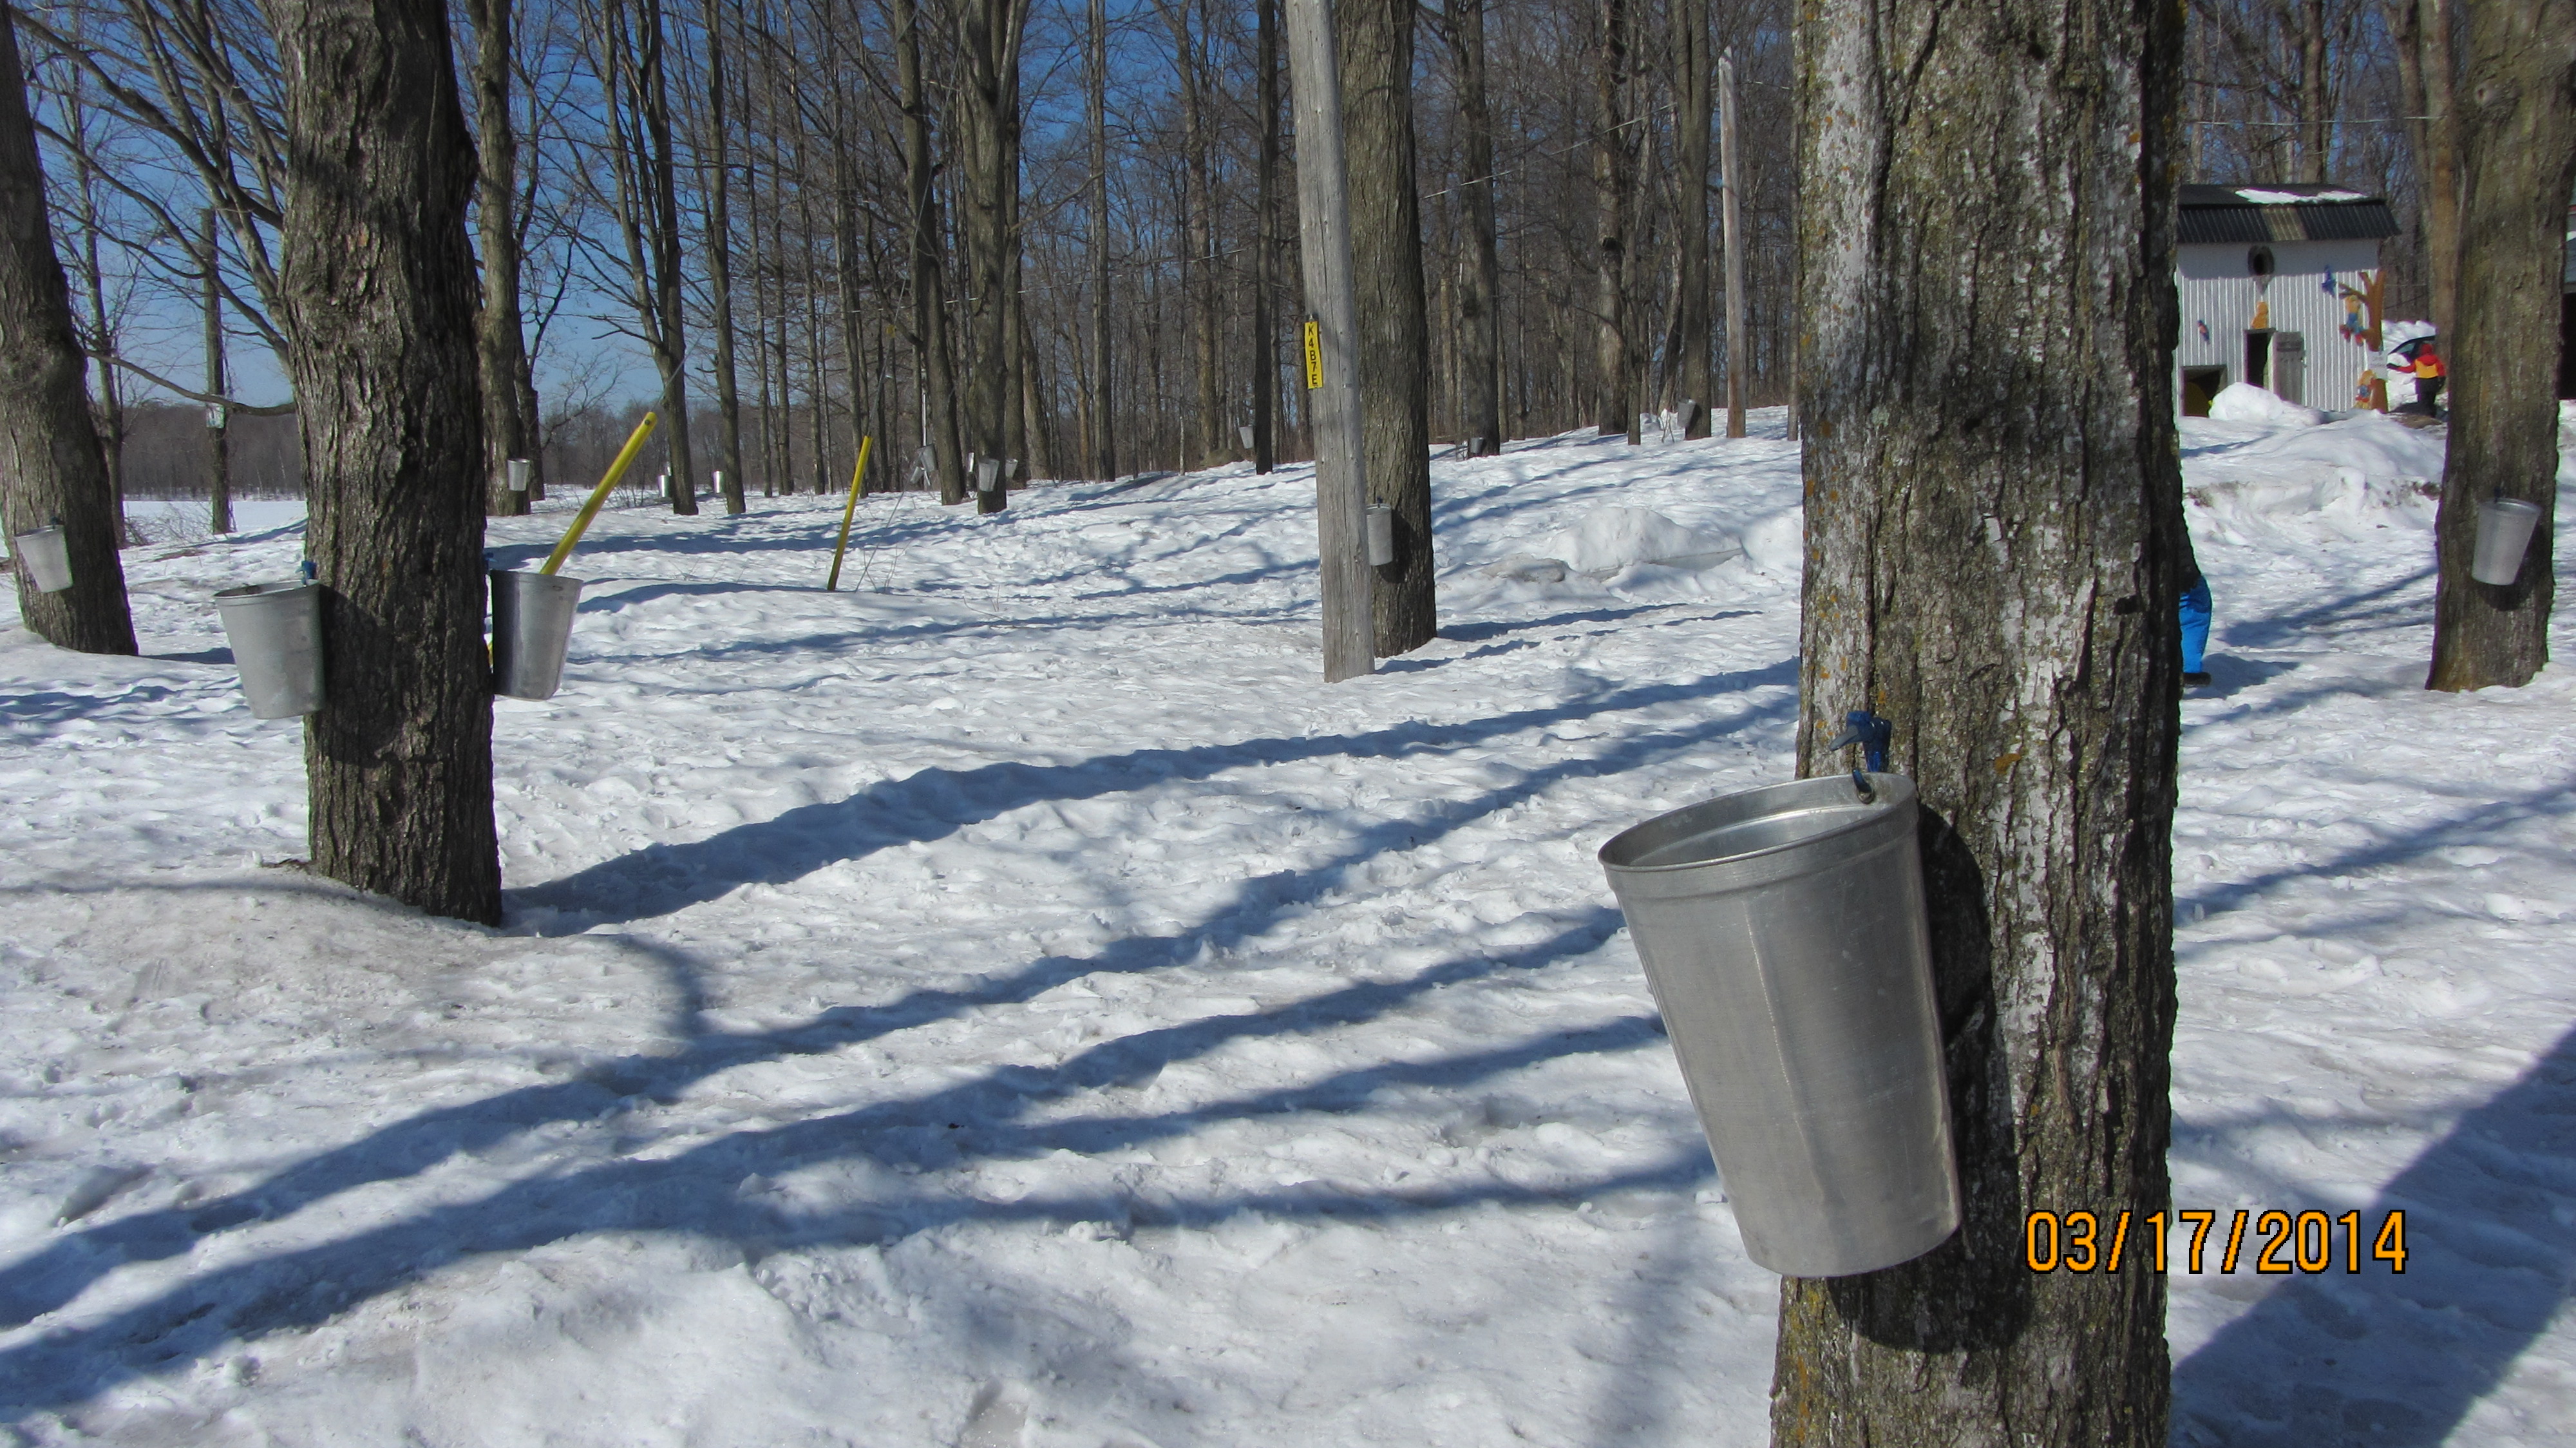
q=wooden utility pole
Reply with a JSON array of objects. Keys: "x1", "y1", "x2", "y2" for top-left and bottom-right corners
[
  {"x1": 2424, "y1": 0, "x2": 2573, "y2": 691},
  {"x1": 1282, "y1": 0, "x2": 1372, "y2": 683},
  {"x1": 1718, "y1": 49, "x2": 1747, "y2": 439},
  {"x1": 202, "y1": 208, "x2": 232, "y2": 534},
  {"x1": 1772, "y1": 0, "x2": 2182, "y2": 1438}
]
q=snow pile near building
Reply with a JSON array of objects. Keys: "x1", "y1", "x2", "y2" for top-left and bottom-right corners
[
  {"x1": 2183, "y1": 408, "x2": 2451, "y2": 542},
  {"x1": 2207, "y1": 381, "x2": 2327, "y2": 427}
]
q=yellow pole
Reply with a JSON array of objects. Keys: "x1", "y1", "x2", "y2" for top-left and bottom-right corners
[
  {"x1": 540, "y1": 412, "x2": 658, "y2": 576},
  {"x1": 824, "y1": 435, "x2": 875, "y2": 591}
]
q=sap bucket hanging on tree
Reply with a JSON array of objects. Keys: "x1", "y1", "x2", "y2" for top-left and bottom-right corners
[
  {"x1": 11, "y1": 524, "x2": 71, "y2": 593},
  {"x1": 489, "y1": 569, "x2": 583, "y2": 700},
  {"x1": 213, "y1": 578, "x2": 324, "y2": 718},
  {"x1": 2470, "y1": 497, "x2": 2543, "y2": 586},
  {"x1": 1596, "y1": 768, "x2": 1960, "y2": 1277}
]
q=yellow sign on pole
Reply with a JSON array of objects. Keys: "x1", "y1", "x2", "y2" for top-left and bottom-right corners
[{"x1": 1303, "y1": 320, "x2": 1323, "y2": 390}]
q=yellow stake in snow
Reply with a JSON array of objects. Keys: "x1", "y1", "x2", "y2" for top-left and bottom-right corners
[
  {"x1": 825, "y1": 435, "x2": 875, "y2": 591},
  {"x1": 540, "y1": 412, "x2": 659, "y2": 576}
]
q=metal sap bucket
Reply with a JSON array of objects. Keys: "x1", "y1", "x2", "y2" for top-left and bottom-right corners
[
  {"x1": 2470, "y1": 497, "x2": 2543, "y2": 586},
  {"x1": 1598, "y1": 773, "x2": 1960, "y2": 1276},
  {"x1": 213, "y1": 580, "x2": 324, "y2": 718},
  {"x1": 490, "y1": 569, "x2": 583, "y2": 700},
  {"x1": 12, "y1": 526, "x2": 72, "y2": 593}
]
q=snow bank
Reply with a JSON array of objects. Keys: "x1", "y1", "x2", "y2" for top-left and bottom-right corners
[
  {"x1": 7, "y1": 405, "x2": 2576, "y2": 1445},
  {"x1": 2207, "y1": 382, "x2": 2325, "y2": 427},
  {"x1": 1532, "y1": 506, "x2": 1741, "y2": 576}
]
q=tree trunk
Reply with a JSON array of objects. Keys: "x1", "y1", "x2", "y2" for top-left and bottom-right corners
[
  {"x1": 700, "y1": 0, "x2": 747, "y2": 513},
  {"x1": 1591, "y1": 0, "x2": 1632, "y2": 438},
  {"x1": 0, "y1": 10, "x2": 134, "y2": 654},
  {"x1": 831, "y1": 90, "x2": 871, "y2": 490},
  {"x1": 1333, "y1": 0, "x2": 1435, "y2": 656},
  {"x1": 270, "y1": 0, "x2": 498, "y2": 923},
  {"x1": 1089, "y1": 0, "x2": 1115, "y2": 481},
  {"x1": 1719, "y1": 48, "x2": 1748, "y2": 439},
  {"x1": 1253, "y1": 0, "x2": 1280, "y2": 473},
  {"x1": 1673, "y1": 0, "x2": 1712, "y2": 439},
  {"x1": 1772, "y1": 0, "x2": 2183, "y2": 1440},
  {"x1": 2399, "y1": 0, "x2": 2463, "y2": 336},
  {"x1": 464, "y1": 0, "x2": 531, "y2": 517},
  {"x1": 641, "y1": 0, "x2": 696, "y2": 516},
  {"x1": 66, "y1": 70, "x2": 128, "y2": 545},
  {"x1": 957, "y1": 0, "x2": 1016, "y2": 512},
  {"x1": 2297, "y1": 0, "x2": 2329, "y2": 183},
  {"x1": 2424, "y1": 0, "x2": 2573, "y2": 692},
  {"x1": 1452, "y1": 0, "x2": 1503, "y2": 455},
  {"x1": 896, "y1": 0, "x2": 965, "y2": 504},
  {"x1": 204, "y1": 207, "x2": 233, "y2": 535}
]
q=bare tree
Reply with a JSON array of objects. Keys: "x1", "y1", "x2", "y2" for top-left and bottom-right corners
[
  {"x1": 1335, "y1": 0, "x2": 1434, "y2": 654},
  {"x1": 1589, "y1": 0, "x2": 1634, "y2": 438},
  {"x1": 0, "y1": 6, "x2": 134, "y2": 654},
  {"x1": 2423, "y1": 0, "x2": 2572, "y2": 692},
  {"x1": 269, "y1": 0, "x2": 498, "y2": 922},
  {"x1": 202, "y1": 205, "x2": 231, "y2": 532},
  {"x1": 1773, "y1": 0, "x2": 2184, "y2": 1440},
  {"x1": 893, "y1": 0, "x2": 964, "y2": 502}
]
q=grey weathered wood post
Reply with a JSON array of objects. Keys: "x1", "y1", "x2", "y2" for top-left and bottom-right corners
[{"x1": 1283, "y1": 0, "x2": 1374, "y2": 683}]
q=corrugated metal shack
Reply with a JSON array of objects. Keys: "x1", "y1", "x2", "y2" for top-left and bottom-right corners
[{"x1": 2175, "y1": 184, "x2": 2401, "y2": 416}]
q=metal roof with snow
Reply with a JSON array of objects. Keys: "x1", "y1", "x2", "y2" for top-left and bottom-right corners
[{"x1": 2178, "y1": 183, "x2": 2401, "y2": 245}]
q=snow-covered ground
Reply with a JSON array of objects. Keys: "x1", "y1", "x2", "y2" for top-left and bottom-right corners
[{"x1": 1, "y1": 406, "x2": 2571, "y2": 1446}]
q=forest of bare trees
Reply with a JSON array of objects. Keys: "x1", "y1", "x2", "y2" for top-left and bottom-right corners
[{"x1": 6, "y1": 0, "x2": 2501, "y2": 518}]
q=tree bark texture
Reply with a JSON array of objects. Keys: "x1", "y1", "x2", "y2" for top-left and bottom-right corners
[
  {"x1": 270, "y1": 0, "x2": 500, "y2": 923},
  {"x1": 1253, "y1": 0, "x2": 1280, "y2": 472},
  {"x1": 1088, "y1": 0, "x2": 1115, "y2": 481},
  {"x1": 0, "y1": 10, "x2": 135, "y2": 655},
  {"x1": 1673, "y1": 0, "x2": 1713, "y2": 439},
  {"x1": 464, "y1": 0, "x2": 533, "y2": 517},
  {"x1": 1590, "y1": 0, "x2": 1634, "y2": 437},
  {"x1": 1332, "y1": 0, "x2": 1435, "y2": 655},
  {"x1": 204, "y1": 208, "x2": 232, "y2": 535},
  {"x1": 639, "y1": 0, "x2": 697, "y2": 515},
  {"x1": 957, "y1": 0, "x2": 1029, "y2": 514},
  {"x1": 1451, "y1": 0, "x2": 1504, "y2": 455},
  {"x1": 701, "y1": 0, "x2": 747, "y2": 514},
  {"x1": 1774, "y1": 0, "x2": 2184, "y2": 1442},
  {"x1": 65, "y1": 66, "x2": 129, "y2": 542},
  {"x1": 2423, "y1": 0, "x2": 2573, "y2": 692},
  {"x1": 896, "y1": 0, "x2": 965, "y2": 504}
]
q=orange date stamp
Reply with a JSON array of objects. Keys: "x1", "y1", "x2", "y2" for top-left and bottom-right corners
[{"x1": 2023, "y1": 1209, "x2": 2407, "y2": 1274}]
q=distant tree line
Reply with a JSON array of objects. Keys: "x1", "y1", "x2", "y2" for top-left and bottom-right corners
[{"x1": 10, "y1": 0, "x2": 2494, "y2": 529}]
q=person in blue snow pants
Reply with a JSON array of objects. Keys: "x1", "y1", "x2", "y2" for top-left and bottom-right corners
[{"x1": 2179, "y1": 569, "x2": 2213, "y2": 688}]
